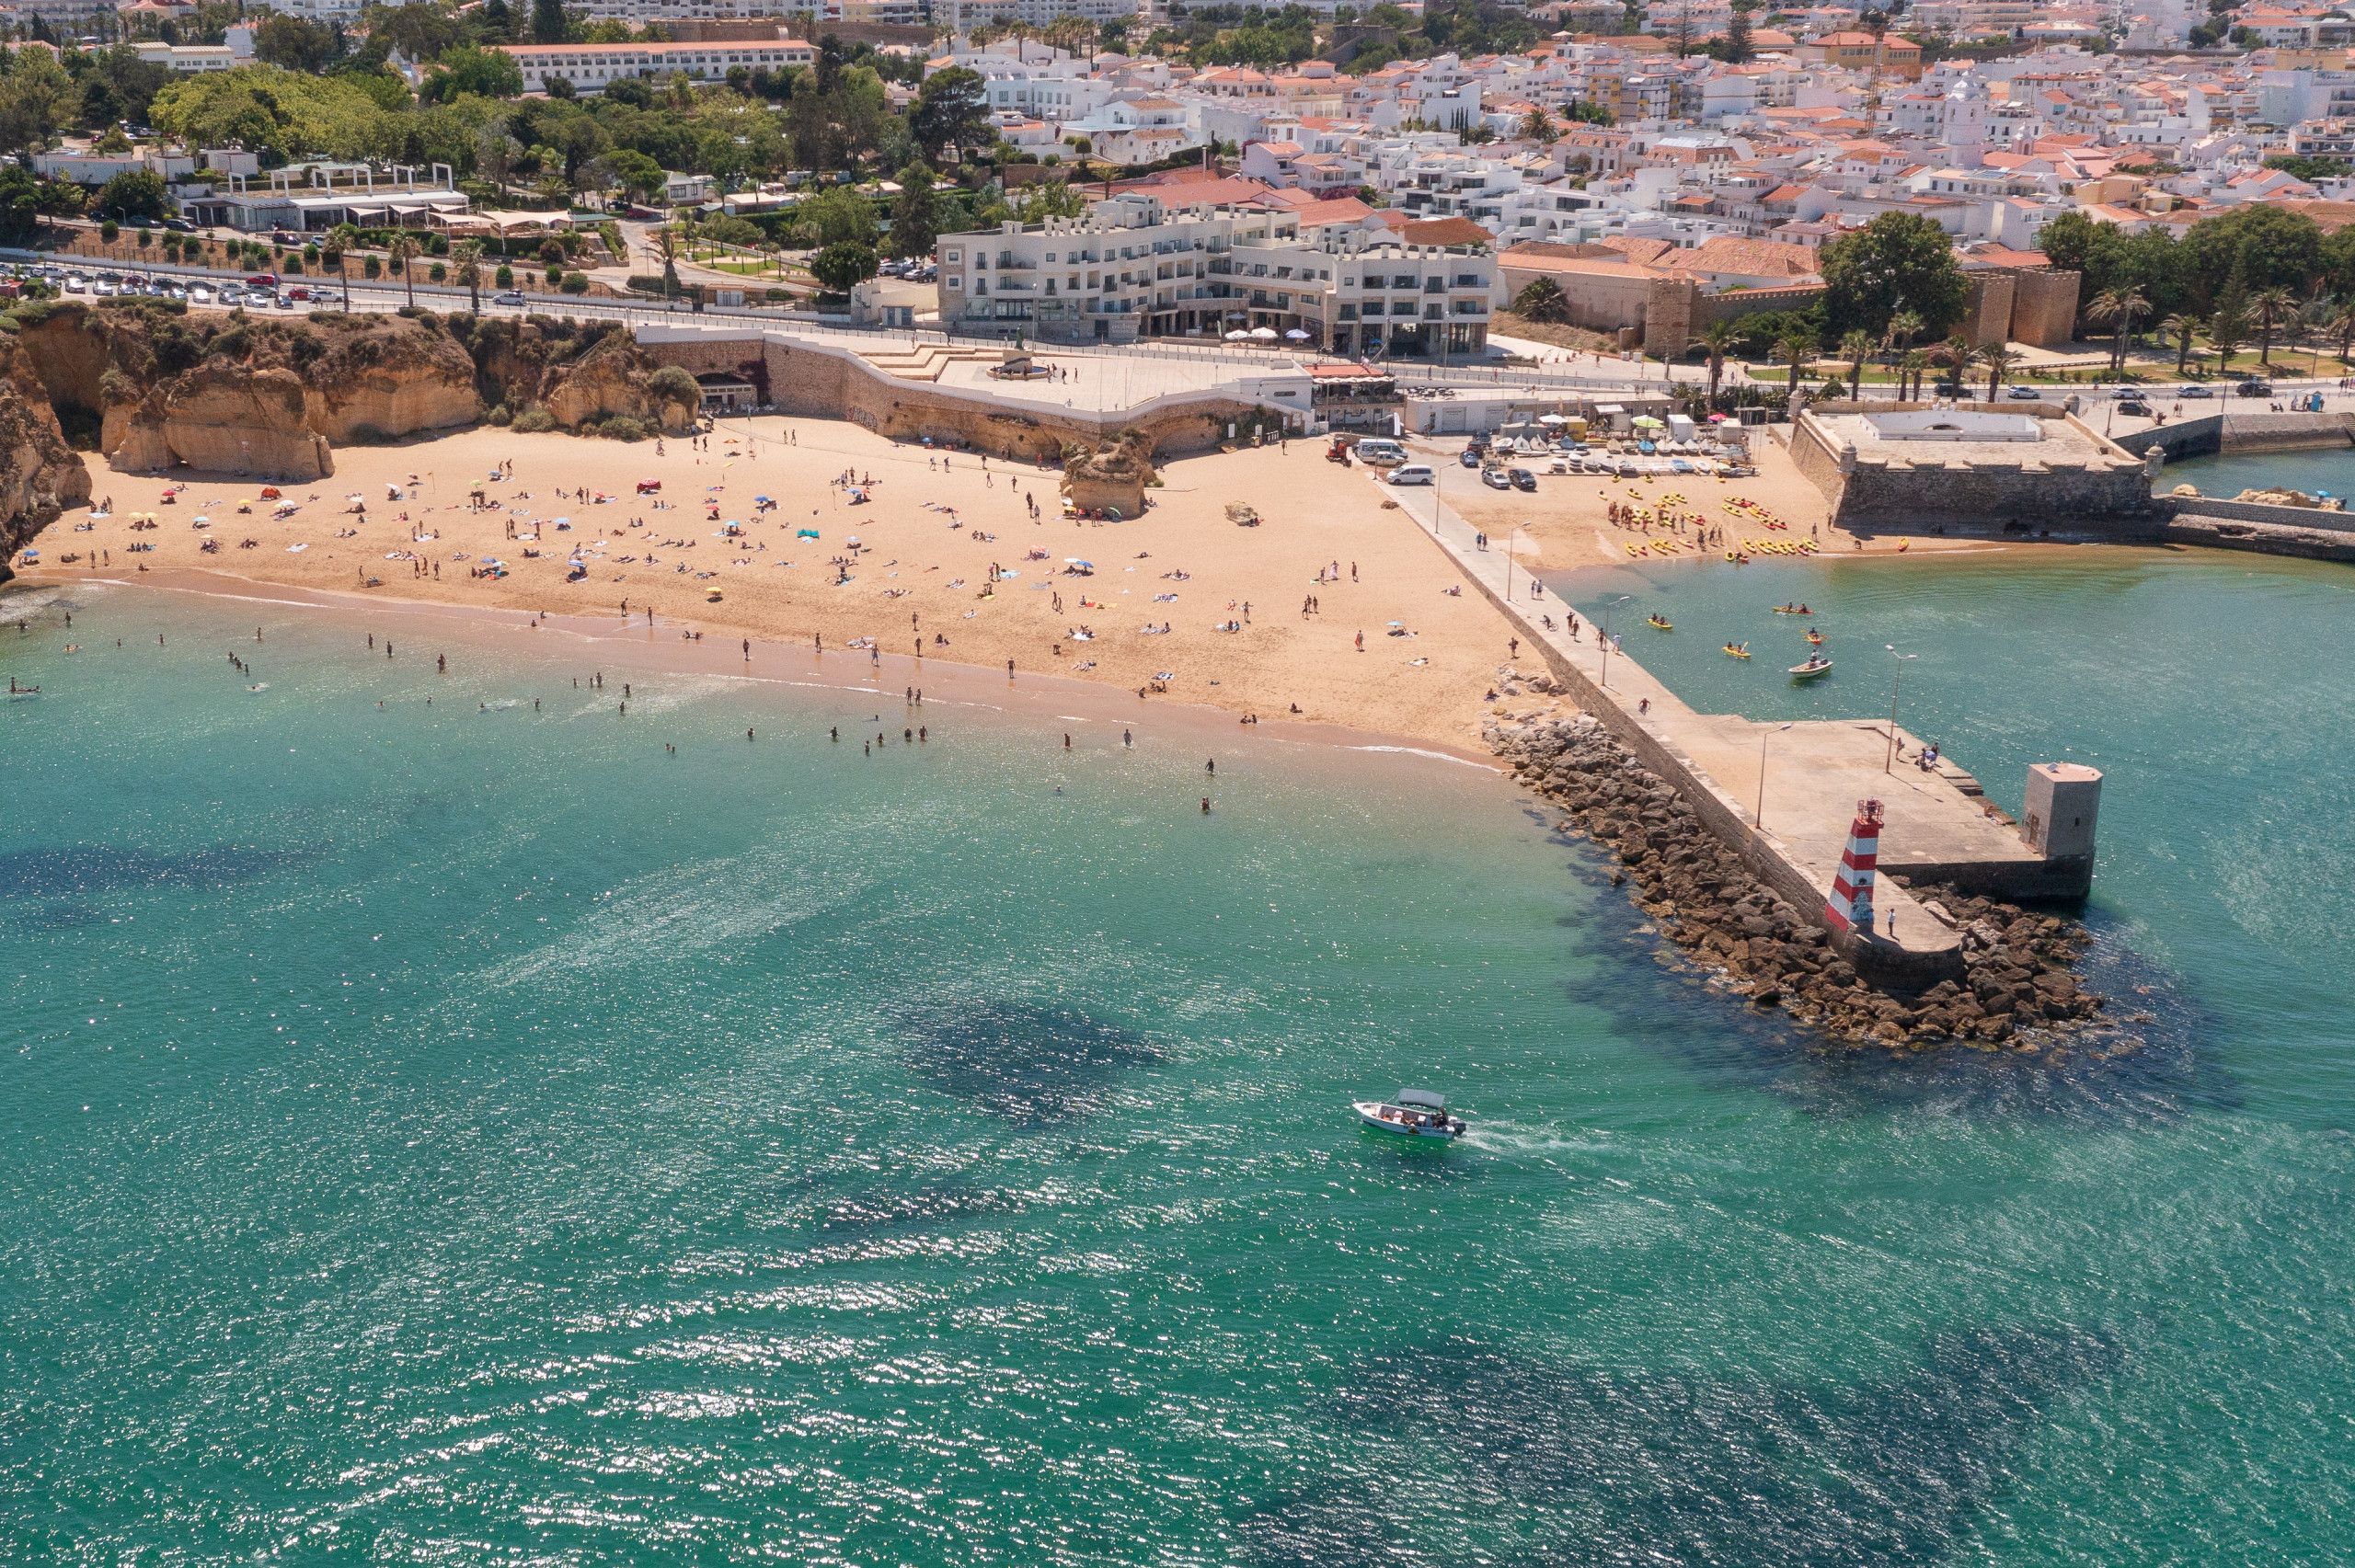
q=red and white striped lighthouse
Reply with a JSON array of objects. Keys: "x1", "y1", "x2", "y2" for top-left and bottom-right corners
[{"x1": 1826, "y1": 798, "x2": 1883, "y2": 934}]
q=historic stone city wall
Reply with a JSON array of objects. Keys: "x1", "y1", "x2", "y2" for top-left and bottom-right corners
[{"x1": 1789, "y1": 401, "x2": 2154, "y2": 531}]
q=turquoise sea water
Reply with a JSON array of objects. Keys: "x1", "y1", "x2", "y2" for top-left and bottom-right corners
[
  {"x1": 3, "y1": 568, "x2": 2352, "y2": 1565},
  {"x1": 2163, "y1": 443, "x2": 2355, "y2": 506}
]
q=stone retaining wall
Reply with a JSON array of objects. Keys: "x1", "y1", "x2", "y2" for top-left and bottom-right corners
[{"x1": 637, "y1": 327, "x2": 1264, "y2": 461}]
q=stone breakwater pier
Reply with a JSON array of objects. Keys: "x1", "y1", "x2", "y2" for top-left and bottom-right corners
[
  {"x1": 1481, "y1": 711, "x2": 2107, "y2": 1048},
  {"x1": 1388, "y1": 482, "x2": 2102, "y2": 997}
]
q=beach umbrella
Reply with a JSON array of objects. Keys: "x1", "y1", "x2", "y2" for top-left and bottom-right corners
[
  {"x1": 1284, "y1": 328, "x2": 1311, "y2": 340},
  {"x1": 1250, "y1": 326, "x2": 1279, "y2": 340},
  {"x1": 1632, "y1": 416, "x2": 1665, "y2": 429},
  {"x1": 1224, "y1": 329, "x2": 1251, "y2": 340}
]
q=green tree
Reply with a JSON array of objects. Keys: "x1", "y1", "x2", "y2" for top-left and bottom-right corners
[
  {"x1": 909, "y1": 65, "x2": 992, "y2": 162},
  {"x1": 809, "y1": 238, "x2": 877, "y2": 293},
  {"x1": 2179, "y1": 202, "x2": 2321, "y2": 311},
  {"x1": 95, "y1": 167, "x2": 167, "y2": 221},
  {"x1": 889, "y1": 159, "x2": 938, "y2": 258},
  {"x1": 1723, "y1": 0, "x2": 1755, "y2": 61},
  {"x1": 798, "y1": 184, "x2": 877, "y2": 246},
  {"x1": 532, "y1": 0, "x2": 569, "y2": 44},
  {"x1": 1820, "y1": 211, "x2": 1967, "y2": 340},
  {"x1": 1519, "y1": 104, "x2": 1556, "y2": 143},
  {"x1": 604, "y1": 147, "x2": 664, "y2": 203},
  {"x1": 420, "y1": 44, "x2": 524, "y2": 102},
  {"x1": 0, "y1": 48, "x2": 78, "y2": 155},
  {"x1": 251, "y1": 14, "x2": 339, "y2": 71}
]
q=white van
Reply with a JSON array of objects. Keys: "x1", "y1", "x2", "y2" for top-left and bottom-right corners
[
  {"x1": 1386, "y1": 464, "x2": 1435, "y2": 486},
  {"x1": 1353, "y1": 438, "x2": 1407, "y2": 466}
]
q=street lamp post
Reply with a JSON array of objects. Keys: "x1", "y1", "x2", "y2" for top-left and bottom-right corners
[
  {"x1": 1598, "y1": 593, "x2": 1631, "y2": 687},
  {"x1": 1504, "y1": 523, "x2": 1523, "y2": 599},
  {"x1": 1883, "y1": 645, "x2": 1919, "y2": 773},
  {"x1": 1756, "y1": 722, "x2": 1794, "y2": 829}
]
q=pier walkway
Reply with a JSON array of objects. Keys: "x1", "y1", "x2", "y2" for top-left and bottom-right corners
[{"x1": 1386, "y1": 472, "x2": 2060, "y2": 982}]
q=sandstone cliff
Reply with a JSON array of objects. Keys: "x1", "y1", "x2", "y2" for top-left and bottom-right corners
[
  {"x1": 449, "y1": 315, "x2": 698, "y2": 436},
  {"x1": 0, "y1": 328, "x2": 91, "y2": 584},
  {"x1": 10, "y1": 302, "x2": 480, "y2": 482}
]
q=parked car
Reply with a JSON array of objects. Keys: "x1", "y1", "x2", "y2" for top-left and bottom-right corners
[
  {"x1": 2178, "y1": 383, "x2": 2213, "y2": 398},
  {"x1": 1386, "y1": 464, "x2": 1435, "y2": 486},
  {"x1": 162, "y1": 217, "x2": 192, "y2": 233},
  {"x1": 1508, "y1": 467, "x2": 1537, "y2": 492},
  {"x1": 244, "y1": 272, "x2": 277, "y2": 288},
  {"x1": 1458, "y1": 447, "x2": 1482, "y2": 467},
  {"x1": 287, "y1": 286, "x2": 309, "y2": 301},
  {"x1": 493, "y1": 290, "x2": 525, "y2": 305},
  {"x1": 1933, "y1": 381, "x2": 1962, "y2": 397},
  {"x1": 188, "y1": 285, "x2": 211, "y2": 303},
  {"x1": 2116, "y1": 400, "x2": 2153, "y2": 418},
  {"x1": 1481, "y1": 465, "x2": 1512, "y2": 489},
  {"x1": 2235, "y1": 379, "x2": 2274, "y2": 397},
  {"x1": 2005, "y1": 385, "x2": 2042, "y2": 400}
]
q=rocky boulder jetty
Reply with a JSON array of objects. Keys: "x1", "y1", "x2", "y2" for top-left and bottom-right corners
[{"x1": 1486, "y1": 690, "x2": 2111, "y2": 1055}]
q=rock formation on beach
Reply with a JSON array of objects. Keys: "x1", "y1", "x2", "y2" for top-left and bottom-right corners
[
  {"x1": 1485, "y1": 697, "x2": 2119, "y2": 1058},
  {"x1": 1060, "y1": 427, "x2": 1156, "y2": 516},
  {"x1": 0, "y1": 328, "x2": 92, "y2": 584}
]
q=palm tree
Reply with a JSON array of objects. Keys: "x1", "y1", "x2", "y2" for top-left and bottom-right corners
[
  {"x1": 1840, "y1": 327, "x2": 1875, "y2": 400},
  {"x1": 2334, "y1": 301, "x2": 2355, "y2": 368},
  {"x1": 1773, "y1": 330, "x2": 1816, "y2": 400},
  {"x1": 1520, "y1": 105, "x2": 1557, "y2": 143},
  {"x1": 1936, "y1": 332, "x2": 1973, "y2": 395},
  {"x1": 388, "y1": 232, "x2": 422, "y2": 309},
  {"x1": 1691, "y1": 319, "x2": 1739, "y2": 405},
  {"x1": 2159, "y1": 313, "x2": 2198, "y2": 375},
  {"x1": 1899, "y1": 347, "x2": 1931, "y2": 400},
  {"x1": 451, "y1": 239, "x2": 485, "y2": 314},
  {"x1": 2085, "y1": 285, "x2": 2150, "y2": 375},
  {"x1": 1978, "y1": 342, "x2": 2020, "y2": 402},
  {"x1": 2252, "y1": 284, "x2": 2293, "y2": 364},
  {"x1": 1884, "y1": 307, "x2": 1925, "y2": 361},
  {"x1": 651, "y1": 223, "x2": 686, "y2": 303}
]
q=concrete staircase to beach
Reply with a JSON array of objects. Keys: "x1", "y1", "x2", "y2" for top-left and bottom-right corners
[{"x1": 856, "y1": 344, "x2": 1007, "y2": 383}]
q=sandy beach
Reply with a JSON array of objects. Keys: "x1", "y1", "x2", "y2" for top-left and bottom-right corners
[{"x1": 9, "y1": 417, "x2": 1986, "y2": 748}]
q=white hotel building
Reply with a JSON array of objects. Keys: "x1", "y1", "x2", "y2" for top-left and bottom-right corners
[
  {"x1": 497, "y1": 39, "x2": 814, "y2": 95},
  {"x1": 937, "y1": 192, "x2": 1501, "y2": 353}
]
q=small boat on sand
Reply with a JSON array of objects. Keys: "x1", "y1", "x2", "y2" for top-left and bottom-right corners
[
  {"x1": 1789, "y1": 657, "x2": 1832, "y2": 679},
  {"x1": 1354, "y1": 1089, "x2": 1465, "y2": 1140}
]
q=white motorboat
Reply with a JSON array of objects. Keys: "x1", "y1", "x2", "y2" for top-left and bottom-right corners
[{"x1": 1353, "y1": 1088, "x2": 1466, "y2": 1139}]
